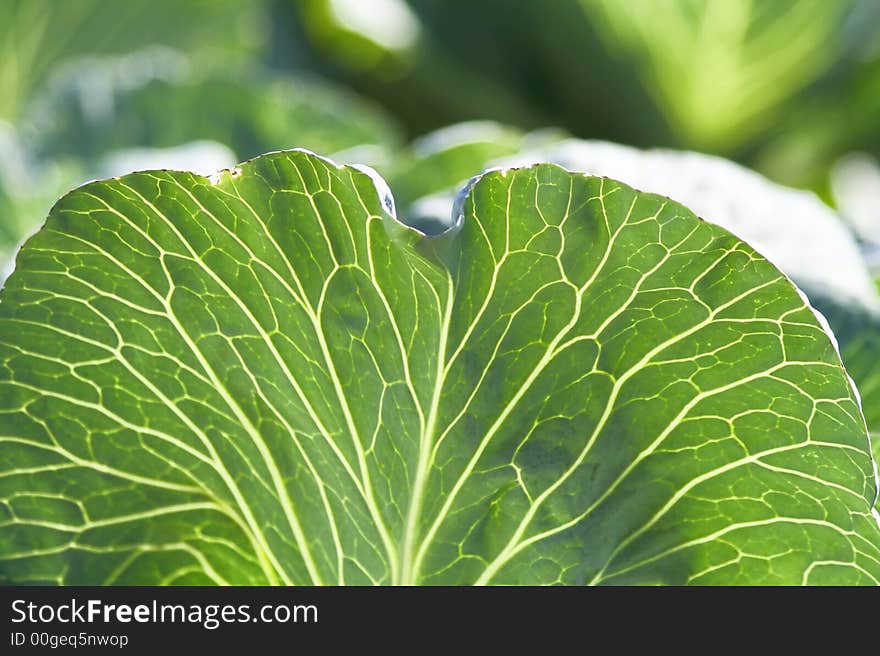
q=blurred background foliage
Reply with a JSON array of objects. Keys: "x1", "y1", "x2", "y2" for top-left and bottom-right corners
[
  {"x1": 0, "y1": 0, "x2": 265, "y2": 122},
  {"x1": 1, "y1": 0, "x2": 879, "y2": 270}
]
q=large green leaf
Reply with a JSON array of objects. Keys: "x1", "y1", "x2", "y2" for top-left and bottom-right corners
[
  {"x1": 501, "y1": 140, "x2": 880, "y2": 315},
  {"x1": 1, "y1": 151, "x2": 879, "y2": 585},
  {"x1": 398, "y1": 133, "x2": 880, "y2": 439},
  {"x1": 498, "y1": 141, "x2": 880, "y2": 452}
]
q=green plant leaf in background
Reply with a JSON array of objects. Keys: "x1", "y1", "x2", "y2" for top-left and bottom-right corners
[
  {"x1": 390, "y1": 121, "x2": 527, "y2": 207},
  {"x1": 582, "y1": 0, "x2": 859, "y2": 150},
  {"x1": 755, "y1": 19, "x2": 880, "y2": 191},
  {"x1": 284, "y1": 0, "x2": 549, "y2": 138},
  {"x1": 283, "y1": 0, "x2": 880, "y2": 170},
  {"x1": 832, "y1": 152, "x2": 880, "y2": 260},
  {"x1": 0, "y1": 122, "x2": 84, "y2": 276},
  {"x1": 283, "y1": 0, "x2": 671, "y2": 145},
  {"x1": 1, "y1": 151, "x2": 878, "y2": 585},
  {"x1": 827, "y1": 153, "x2": 880, "y2": 446},
  {"x1": 828, "y1": 310, "x2": 880, "y2": 445},
  {"x1": 23, "y1": 51, "x2": 402, "y2": 166},
  {"x1": 0, "y1": 0, "x2": 265, "y2": 123}
]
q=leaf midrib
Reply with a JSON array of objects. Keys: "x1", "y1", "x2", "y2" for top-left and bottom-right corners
[{"x1": 399, "y1": 271, "x2": 454, "y2": 585}]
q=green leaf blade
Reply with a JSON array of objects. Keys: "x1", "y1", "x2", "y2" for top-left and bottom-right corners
[
  {"x1": 415, "y1": 166, "x2": 878, "y2": 584},
  {"x1": 1, "y1": 152, "x2": 878, "y2": 586}
]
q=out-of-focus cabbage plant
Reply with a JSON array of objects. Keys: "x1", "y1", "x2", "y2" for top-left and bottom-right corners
[
  {"x1": 280, "y1": 0, "x2": 880, "y2": 190},
  {"x1": 0, "y1": 0, "x2": 266, "y2": 123}
]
